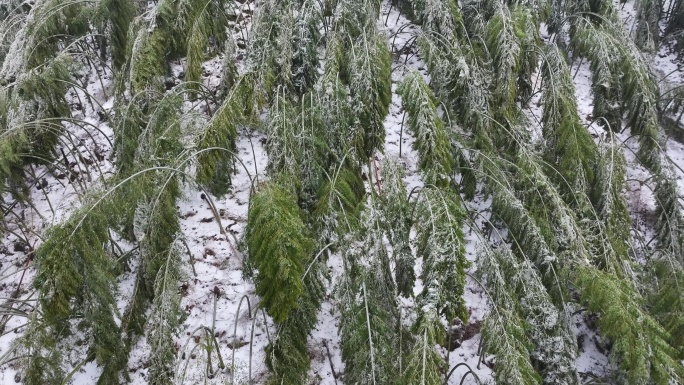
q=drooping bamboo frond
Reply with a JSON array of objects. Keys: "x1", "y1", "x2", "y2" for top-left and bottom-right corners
[
  {"x1": 512, "y1": 6, "x2": 541, "y2": 105},
  {"x1": 147, "y1": 240, "x2": 184, "y2": 385},
  {"x1": 338, "y1": 272, "x2": 398, "y2": 385},
  {"x1": 649, "y1": 259, "x2": 684, "y2": 359},
  {"x1": 654, "y1": 171, "x2": 684, "y2": 261},
  {"x1": 541, "y1": 45, "x2": 597, "y2": 197},
  {"x1": 128, "y1": 25, "x2": 167, "y2": 94},
  {"x1": 333, "y1": 0, "x2": 380, "y2": 43},
  {"x1": 247, "y1": 0, "x2": 296, "y2": 99},
  {"x1": 418, "y1": 33, "x2": 493, "y2": 148},
  {"x1": 400, "y1": 303, "x2": 444, "y2": 385},
  {"x1": 97, "y1": 0, "x2": 135, "y2": 70},
  {"x1": 265, "y1": 91, "x2": 332, "y2": 206},
  {"x1": 397, "y1": 72, "x2": 453, "y2": 187},
  {"x1": 576, "y1": 265, "x2": 684, "y2": 385},
  {"x1": 478, "y1": 153, "x2": 561, "y2": 278},
  {"x1": 378, "y1": 158, "x2": 413, "y2": 297},
  {"x1": 571, "y1": 17, "x2": 624, "y2": 131},
  {"x1": 265, "y1": 92, "x2": 302, "y2": 177},
  {"x1": 348, "y1": 27, "x2": 392, "y2": 158},
  {"x1": 246, "y1": 182, "x2": 314, "y2": 322},
  {"x1": 195, "y1": 78, "x2": 245, "y2": 196},
  {"x1": 291, "y1": 0, "x2": 321, "y2": 96},
  {"x1": 590, "y1": 141, "x2": 631, "y2": 267},
  {"x1": 572, "y1": 17, "x2": 661, "y2": 172},
  {"x1": 479, "y1": 247, "x2": 542, "y2": 385},
  {"x1": 180, "y1": 0, "x2": 229, "y2": 93},
  {"x1": 314, "y1": 163, "x2": 365, "y2": 244},
  {"x1": 33, "y1": 198, "x2": 123, "y2": 373},
  {"x1": 486, "y1": 4, "x2": 521, "y2": 112},
  {"x1": 337, "y1": 197, "x2": 401, "y2": 385},
  {"x1": 266, "y1": 251, "x2": 325, "y2": 384},
  {"x1": 479, "y1": 149, "x2": 683, "y2": 383},
  {"x1": 21, "y1": 317, "x2": 64, "y2": 385},
  {"x1": 0, "y1": 50, "x2": 73, "y2": 200},
  {"x1": 295, "y1": 92, "x2": 335, "y2": 207},
  {"x1": 482, "y1": 244, "x2": 580, "y2": 385},
  {"x1": 634, "y1": 0, "x2": 662, "y2": 52},
  {"x1": 318, "y1": 46, "x2": 356, "y2": 161},
  {"x1": 513, "y1": 0, "x2": 550, "y2": 20},
  {"x1": 415, "y1": 188, "x2": 468, "y2": 322},
  {"x1": 415, "y1": 0, "x2": 462, "y2": 44},
  {"x1": 185, "y1": 3, "x2": 211, "y2": 91}
]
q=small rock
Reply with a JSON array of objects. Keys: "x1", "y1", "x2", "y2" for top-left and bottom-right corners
[{"x1": 13, "y1": 241, "x2": 27, "y2": 253}]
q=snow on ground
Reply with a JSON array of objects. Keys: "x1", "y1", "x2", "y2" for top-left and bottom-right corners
[{"x1": 2, "y1": 0, "x2": 684, "y2": 384}]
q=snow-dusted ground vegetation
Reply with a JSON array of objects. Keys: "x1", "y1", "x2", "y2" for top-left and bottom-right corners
[{"x1": 1, "y1": 0, "x2": 684, "y2": 383}]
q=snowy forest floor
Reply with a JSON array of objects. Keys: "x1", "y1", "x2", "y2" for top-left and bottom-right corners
[{"x1": 1, "y1": 0, "x2": 684, "y2": 384}]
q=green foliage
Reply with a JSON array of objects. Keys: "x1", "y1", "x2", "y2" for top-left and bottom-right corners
[
  {"x1": 415, "y1": 188, "x2": 469, "y2": 322},
  {"x1": 649, "y1": 260, "x2": 684, "y2": 359},
  {"x1": 33, "y1": 198, "x2": 123, "y2": 370},
  {"x1": 495, "y1": 148, "x2": 643, "y2": 364},
  {"x1": 654, "y1": 172, "x2": 684, "y2": 261},
  {"x1": 513, "y1": 0, "x2": 550, "y2": 21},
  {"x1": 414, "y1": 0, "x2": 462, "y2": 44},
  {"x1": 479, "y1": 154, "x2": 560, "y2": 278},
  {"x1": 105, "y1": 92, "x2": 184, "y2": 384},
  {"x1": 397, "y1": 72, "x2": 453, "y2": 187},
  {"x1": 479, "y1": 248, "x2": 542, "y2": 385},
  {"x1": 378, "y1": 159, "x2": 413, "y2": 297},
  {"x1": 318, "y1": 52, "x2": 356, "y2": 162},
  {"x1": 266, "y1": 91, "x2": 332, "y2": 207},
  {"x1": 541, "y1": 45, "x2": 597, "y2": 197},
  {"x1": 591, "y1": 142, "x2": 631, "y2": 268},
  {"x1": 112, "y1": 94, "x2": 150, "y2": 175},
  {"x1": 337, "y1": 198, "x2": 400, "y2": 385},
  {"x1": 513, "y1": 6, "x2": 541, "y2": 105},
  {"x1": 129, "y1": 27, "x2": 167, "y2": 94},
  {"x1": 514, "y1": 154, "x2": 599, "y2": 273},
  {"x1": 486, "y1": 4, "x2": 521, "y2": 112},
  {"x1": 128, "y1": 0, "x2": 228, "y2": 92},
  {"x1": 219, "y1": 36, "x2": 238, "y2": 94},
  {"x1": 314, "y1": 162, "x2": 365, "y2": 246},
  {"x1": 98, "y1": 0, "x2": 135, "y2": 70},
  {"x1": 21, "y1": 319, "x2": 64, "y2": 385},
  {"x1": 246, "y1": 182, "x2": 314, "y2": 322},
  {"x1": 147, "y1": 240, "x2": 183, "y2": 385},
  {"x1": 333, "y1": 0, "x2": 381, "y2": 43},
  {"x1": 634, "y1": 0, "x2": 661, "y2": 52},
  {"x1": 266, "y1": 256, "x2": 325, "y2": 384},
  {"x1": 400, "y1": 308, "x2": 444, "y2": 385},
  {"x1": 571, "y1": 18, "x2": 623, "y2": 132},
  {"x1": 10, "y1": 0, "x2": 90, "y2": 71},
  {"x1": 339, "y1": 276, "x2": 398, "y2": 385},
  {"x1": 576, "y1": 265, "x2": 684, "y2": 385},
  {"x1": 483, "y1": 246, "x2": 579, "y2": 385},
  {"x1": 418, "y1": 31, "x2": 493, "y2": 149},
  {"x1": 179, "y1": 0, "x2": 228, "y2": 93},
  {"x1": 265, "y1": 94, "x2": 299, "y2": 177},
  {"x1": 291, "y1": 0, "x2": 321, "y2": 96},
  {"x1": 0, "y1": 52, "x2": 73, "y2": 199},
  {"x1": 247, "y1": 0, "x2": 296, "y2": 99},
  {"x1": 348, "y1": 27, "x2": 392, "y2": 158},
  {"x1": 195, "y1": 79, "x2": 245, "y2": 196},
  {"x1": 572, "y1": 17, "x2": 661, "y2": 172}
]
